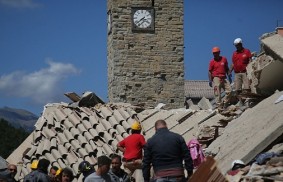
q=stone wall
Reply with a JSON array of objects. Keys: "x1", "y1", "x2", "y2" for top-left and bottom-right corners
[{"x1": 107, "y1": 0, "x2": 185, "y2": 109}]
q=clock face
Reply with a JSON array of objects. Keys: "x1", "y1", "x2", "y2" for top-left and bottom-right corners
[{"x1": 133, "y1": 9, "x2": 152, "y2": 28}]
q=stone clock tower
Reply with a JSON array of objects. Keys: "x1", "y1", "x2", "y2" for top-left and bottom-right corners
[{"x1": 107, "y1": 0, "x2": 185, "y2": 109}]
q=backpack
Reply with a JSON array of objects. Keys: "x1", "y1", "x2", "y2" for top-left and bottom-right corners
[{"x1": 187, "y1": 139, "x2": 206, "y2": 169}]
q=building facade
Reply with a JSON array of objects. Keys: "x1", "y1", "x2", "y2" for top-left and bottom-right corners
[{"x1": 107, "y1": 0, "x2": 185, "y2": 109}]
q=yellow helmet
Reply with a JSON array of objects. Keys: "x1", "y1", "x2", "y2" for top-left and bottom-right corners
[
  {"x1": 56, "y1": 168, "x2": 62, "y2": 176},
  {"x1": 131, "y1": 121, "x2": 141, "y2": 130},
  {"x1": 31, "y1": 160, "x2": 38, "y2": 170}
]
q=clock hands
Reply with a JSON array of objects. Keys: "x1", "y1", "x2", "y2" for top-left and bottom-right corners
[
  {"x1": 136, "y1": 16, "x2": 145, "y2": 26},
  {"x1": 136, "y1": 17, "x2": 151, "y2": 28}
]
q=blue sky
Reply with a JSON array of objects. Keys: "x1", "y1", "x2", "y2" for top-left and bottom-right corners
[{"x1": 0, "y1": 0, "x2": 282, "y2": 115}]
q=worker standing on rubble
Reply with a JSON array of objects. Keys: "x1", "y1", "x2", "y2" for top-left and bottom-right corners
[
  {"x1": 117, "y1": 120, "x2": 146, "y2": 182},
  {"x1": 229, "y1": 38, "x2": 252, "y2": 95},
  {"x1": 208, "y1": 46, "x2": 232, "y2": 108}
]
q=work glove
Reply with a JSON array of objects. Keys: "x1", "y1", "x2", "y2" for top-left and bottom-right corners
[
  {"x1": 228, "y1": 75, "x2": 232, "y2": 84},
  {"x1": 209, "y1": 81, "x2": 213, "y2": 87}
]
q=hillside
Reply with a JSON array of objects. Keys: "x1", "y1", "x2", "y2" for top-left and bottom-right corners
[
  {"x1": 0, "y1": 119, "x2": 29, "y2": 159},
  {"x1": 0, "y1": 107, "x2": 38, "y2": 132}
]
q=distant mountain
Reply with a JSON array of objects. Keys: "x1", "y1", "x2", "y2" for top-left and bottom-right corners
[{"x1": 0, "y1": 107, "x2": 38, "y2": 133}]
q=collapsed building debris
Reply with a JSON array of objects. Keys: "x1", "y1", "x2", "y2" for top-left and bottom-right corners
[
  {"x1": 205, "y1": 90, "x2": 283, "y2": 172},
  {"x1": 4, "y1": 29, "x2": 283, "y2": 182},
  {"x1": 247, "y1": 31, "x2": 283, "y2": 95},
  {"x1": 189, "y1": 27, "x2": 283, "y2": 181}
]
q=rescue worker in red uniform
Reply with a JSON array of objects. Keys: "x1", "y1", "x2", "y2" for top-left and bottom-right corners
[
  {"x1": 229, "y1": 38, "x2": 252, "y2": 95},
  {"x1": 117, "y1": 121, "x2": 146, "y2": 182},
  {"x1": 208, "y1": 46, "x2": 232, "y2": 107}
]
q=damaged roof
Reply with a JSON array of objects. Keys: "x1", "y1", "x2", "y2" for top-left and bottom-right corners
[
  {"x1": 7, "y1": 96, "x2": 225, "y2": 181},
  {"x1": 8, "y1": 89, "x2": 283, "y2": 181},
  {"x1": 185, "y1": 80, "x2": 214, "y2": 99}
]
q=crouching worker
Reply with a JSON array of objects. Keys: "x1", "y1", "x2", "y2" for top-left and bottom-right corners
[{"x1": 117, "y1": 121, "x2": 146, "y2": 182}]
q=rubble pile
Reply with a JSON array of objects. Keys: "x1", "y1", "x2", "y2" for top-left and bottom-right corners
[
  {"x1": 189, "y1": 29, "x2": 283, "y2": 181},
  {"x1": 226, "y1": 145, "x2": 283, "y2": 182}
]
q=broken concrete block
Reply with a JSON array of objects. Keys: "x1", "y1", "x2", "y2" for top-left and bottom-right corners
[
  {"x1": 247, "y1": 33, "x2": 283, "y2": 95},
  {"x1": 198, "y1": 97, "x2": 213, "y2": 110},
  {"x1": 185, "y1": 99, "x2": 200, "y2": 110}
]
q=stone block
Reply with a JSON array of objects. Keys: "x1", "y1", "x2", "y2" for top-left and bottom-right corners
[{"x1": 198, "y1": 97, "x2": 213, "y2": 110}]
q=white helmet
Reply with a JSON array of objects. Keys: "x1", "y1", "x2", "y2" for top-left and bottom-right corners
[
  {"x1": 233, "y1": 38, "x2": 242, "y2": 45},
  {"x1": 231, "y1": 159, "x2": 244, "y2": 169}
]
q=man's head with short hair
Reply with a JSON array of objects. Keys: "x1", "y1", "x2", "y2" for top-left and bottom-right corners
[
  {"x1": 110, "y1": 154, "x2": 122, "y2": 162},
  {"x1": 110, "y1": 154, "x2": 122, "y2": 173},
  {"x1": 97, "y1": 155, "x2": 111, "y2": 167},
  {"x1": 155, "y1": 120, "x2": 167, "y2": 130},
  {"x1": 37, "y1": 158, "x2": 50, "y2": 174},
  {"x1": 7, "y1": 164, "x2": 17, "y2": 177},
  {"x1": 97, "y1": 155, "x2": 111, "y2": 175}
]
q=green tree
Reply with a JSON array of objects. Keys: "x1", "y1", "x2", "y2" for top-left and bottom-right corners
[{"x1": 0, "y1": 118, "x2": 29, "y2": 158}]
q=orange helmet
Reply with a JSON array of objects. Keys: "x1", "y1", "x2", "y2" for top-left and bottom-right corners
[{"x1": 212, "y1": 47, "x2": 220, "y2": 53}]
